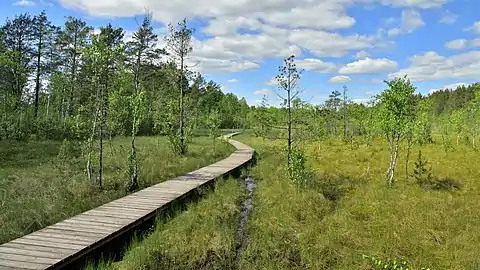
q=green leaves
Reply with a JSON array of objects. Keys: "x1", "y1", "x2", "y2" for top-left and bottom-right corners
[{"x1": 377, "y1": 77, "x2": 416, "y2": 139}]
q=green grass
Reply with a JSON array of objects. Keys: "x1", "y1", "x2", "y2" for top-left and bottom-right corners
[
  {"x1": 0, "y1": 136, "x2": 233, "y2": 244},
  {"x1": 96, "y1": 178, "x2": 245, "y2": 270},
  {"x1": 236, "y1": 133, "x2": 480, "y2": 269}
]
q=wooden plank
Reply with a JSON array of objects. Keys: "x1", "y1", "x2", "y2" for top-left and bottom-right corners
[
  {"x1": 128, "y1": 191, "x2": 179, "y2": 197},
  {"x1": 79, "y1": 212, "x2": 133, "y2": 224},
  {"x1": 0, "y1": 253, "x2": 60, "y2": 265},
  {"x1": 53, "y1": 221, "x2": 116, "y2": 233},
  {"x1": 119, "y1": 195, "x2": 175, "y2": 202},
  {"x1": 22, "y1": 235, "x2": 92, "y2": 247},
  {"x1": 117, "y1": 197, "x2": 173, "y2": 204},
  {"x1": 49, "y1": 223, "x2": 114, "y2": 235},
  {"x1": 0, "y1": 264, "x2": 21, "y2": 270},
  {"x1": 69, "y1": 215, "x2": 131, "y2": 226},
  {"x1": 87, "y1": 207, "x2": 148, "y2": 217},
  {"x1": 84, "y1": 209, "x2": 143, "y2": 220},
  {"x1": 96, "y1": 205, "x2": 154, "y2": 213},
  {"x1": 2, "y1": 243, "x2": 77, "y2": 255},
  {"x1": 105, "y1": 202, "x2": 160, "y2": 211},
  {"x1": 12, "y1": 238, "x2": 85, "y2": 251},
  {"x1": 0, "y1": 258, "x2": 50, "y2": 270},
  {"x1": 0, "y1": 246, "x2": 66, "y2": 259},
  {"x1": 0, "y1": 246, "x2": 67, "y2": 259},
  {"x1": 31, "y1": 230, "x2": 100, "y2": 243},
  {"x1": 98, "y1": 206, "x2": 155, "y2": 214},
  {"x1": 60, "y1": 218, "x2": 122, "y2": 229}
]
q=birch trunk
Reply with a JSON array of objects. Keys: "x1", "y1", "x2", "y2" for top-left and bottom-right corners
[{"x1": 388, "y1": 135, "x2": 400, "y2": 185}]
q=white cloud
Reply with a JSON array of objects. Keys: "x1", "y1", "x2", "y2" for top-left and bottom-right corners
[
  {"x1": 258, "y1": 2, "x2": 356, "y2": 30},
  {"x1": 192, "y1": 58, "x2": 259, "y2": 74},
  {"x1": 289, "y1": 29, "x2": 374, "y2": 58},
  {"x1": 444, "y1": 38, "x2": 480, "y2": 50},
  {"x1": 339, "y1": 57, "x2": 398, "y2": 74},
  {"x1": 465, "y1": 21, "x2": 480, "y2": 34},
  {"x1": 227, "y1": 78, "x2": 239, "y2": 83},
  {"x1": 354, "y1": 50, "x2": 369, "y2": 59},
  {"x1": 440, "y1": 10, "x2": 457, "y2": 24},
  {"x1": 254, "y1": 89, "x2": 273, "y2": 96},
  {"x1": 352, "y1": 98, "x2": 370, "y2": 105},
  {"x1": 203, "y1": 16, "x2": 261, "y2": 36},
  {"x1": 13, "y1": 0, "x2": 35, "y2": 6},
  {"x1": 472, "y1": 39, "x2": 480, "y2": 47},
  {"x1": 389, "y1": 51, "x2": 480, "y2": 81},
  {"x1": 445, "y1": 39, "x2": 469, "y2": 50},
  {"x1": 266, "y1": 78, "x2": 278, "y2": 86},
  {"x1": 378, "y1": 0, "x2": 446, "y2": 8},
  {"x1": 429, "y1": 82, "x2": 468, "y2": 94},
  {"x1": 387, "y1": 9, "x2": 425, "y2": 37},
  {"x1": 296, "y1": 58, "x2": 338, "y2": 73},
  {"x1": 329, "y1": 75, "x2": 351, "y2": 83},
  {"x1": 57, "y1": 0, "x2": 446, "y2": 74}
]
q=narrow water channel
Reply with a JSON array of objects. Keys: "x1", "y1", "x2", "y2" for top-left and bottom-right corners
[{"x1": 234, "y1": 176, "x2": 257, "y2": 266}]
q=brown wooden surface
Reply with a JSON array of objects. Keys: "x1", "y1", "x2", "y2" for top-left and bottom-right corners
[{"x1": 0, "y1": 133, "x2": 253, "y2": 270}]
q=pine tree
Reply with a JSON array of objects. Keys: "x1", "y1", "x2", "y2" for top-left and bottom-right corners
[
  {"x1": 126, "y1": 13, "x2": 164, "y2": 190},
  {"x1": 165, "y1": 18, "x2": 194, "y2": 155}
]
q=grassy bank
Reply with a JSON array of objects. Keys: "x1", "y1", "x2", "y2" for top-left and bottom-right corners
[
  {"x1": 0, "y1": 136, "x2": 233, "y2": 244},
  {"x1": 96, "y1": 178, "x2": 245, "y2": 270},
  {"x1": 237, "y1": 134, "x2": 480, "y2": 269}
]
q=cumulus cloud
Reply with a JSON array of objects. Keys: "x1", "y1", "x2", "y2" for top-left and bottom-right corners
[
  {"x1": 329, "y1": 75, "x2": 351, "y2": 83},
  {"x1": 389, "y1": 51, "x2": 480, "y2": 81},
  {"x1": 296, "y1": 58, "x2": 338, "y2": 73},
  {"x1": 387, "y1": 9, "x2": 425, "y2": 37},
  {"x1": 254, "y1": 89, "x2": 273, "y2": 96},
  {"x1": 57, "y1": 0, "x2": 446, "y2": 73},
  {"x1": 445, "y1": 39, "x2": 469, "y2": 50},
  {"x1": 429, "y1": 82, "x2": 468, "y2": 94},
  {"x1": 289, "y1": 29, "x2": 374, "y2": 57},
  {"x1": 354, "y1": 50, "x2": 369, "y2": 59},
  {"x1": 339, "y1": 57, "x2": 398, "y2": 74},
  {"x1": 352, "y1": 98, "x2": 370, "y2": 105},
  {"x1": 266, "y1": 78, "x2": 278, "y2": 86},
  {"x1": 13, "y1": 0, "x2": 35, "y2": 6},
  {"x1": 444, "y1": 39, "x2": 480, "y2": 50},
  {"x1": 227, "y1": 78, "x2": 239, "y2": 83},
  {"x1": 465, "y1": 21, "x2": 480, "y2": 34},
  {"x1": 440, "y1": 10, "x2": 457, "y2": 24}
]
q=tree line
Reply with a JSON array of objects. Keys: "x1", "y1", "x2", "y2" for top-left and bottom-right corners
[
  {"x1": 0, "y1": 11, "x2": 249, "y2": 189},
  {"x1": 249, "y1": 55, "x2": 480, "y2": 186}
]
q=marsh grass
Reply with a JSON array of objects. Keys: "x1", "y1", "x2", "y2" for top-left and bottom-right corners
[
  {"x1": 0, "y1": 136, "x2": 233, "y2": 244},
  {"x1": 98, "y1": 178, "x2": 245, "y2": 270},
  {"x1": 236, "y1": 134, "x2": 480, "y2": 269}
]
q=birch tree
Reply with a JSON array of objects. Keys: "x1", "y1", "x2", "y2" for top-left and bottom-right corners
[
  {"x1": 84, "y1": 25, "x2": 124, "y2": 187},
  {"x1": 377, "y1": 76, "x2": 416, "y2": 185}
]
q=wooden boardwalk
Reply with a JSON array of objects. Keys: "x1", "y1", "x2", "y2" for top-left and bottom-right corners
[{"x1": 0, "y1": 133, "x2": 254, "y2": 270}]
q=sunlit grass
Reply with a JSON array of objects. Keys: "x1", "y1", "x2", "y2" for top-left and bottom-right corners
[
  {"x1": 236, "y1": 133, "x2": 480, "y2": 269},
  {"x1": 0, "y1": 136, "x2": 233, "y2": 244}
]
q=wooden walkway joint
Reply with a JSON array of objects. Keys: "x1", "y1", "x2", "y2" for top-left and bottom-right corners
[{"x1": 0, "y1": 133, "x2": 254, "y2": 270}]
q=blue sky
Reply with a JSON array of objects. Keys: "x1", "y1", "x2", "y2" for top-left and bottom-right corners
[{"x1": 2, "y1": 0, "x2": 480, "y2": 106}]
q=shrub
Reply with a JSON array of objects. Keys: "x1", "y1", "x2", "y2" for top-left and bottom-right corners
[
  {"x1": 57, "y1": 138, "x2": 83, "y2": 163},
  {"x1": 288, "y1": 147, "x2": 313, "y2": 189}
]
